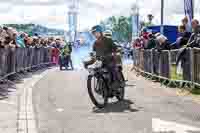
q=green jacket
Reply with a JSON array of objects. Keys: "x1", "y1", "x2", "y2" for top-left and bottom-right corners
[
  {"x1": 93, "y1": 36, "x2": 117, "y2": 65},
  {"x1": 60, "y1": 45, "x2": 70, "y2": 56}
]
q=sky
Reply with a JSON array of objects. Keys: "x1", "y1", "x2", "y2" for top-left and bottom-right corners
[{"x1": 0, "y1": 0, "x2": 199, "y2": 31}]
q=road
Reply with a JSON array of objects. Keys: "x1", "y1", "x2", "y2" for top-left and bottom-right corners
[{"x1": 32, "y1": 67, "x2": 200, "y2": 133}]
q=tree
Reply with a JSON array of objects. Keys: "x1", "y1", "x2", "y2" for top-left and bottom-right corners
[{"x1": 103, "y1": 16, "x2": 132, "y2": 42}]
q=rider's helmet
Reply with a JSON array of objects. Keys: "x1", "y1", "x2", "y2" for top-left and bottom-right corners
[
  {"x1": 91, "y1": 25, "x2": 103, "y2": 33},
  {"x1": 104, "y1": 30, "x2": 112, "y2": 38}
]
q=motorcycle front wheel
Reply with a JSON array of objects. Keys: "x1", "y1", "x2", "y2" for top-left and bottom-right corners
[{"x1": 87, "y1": 75, "x2": 108, "y2": 108}]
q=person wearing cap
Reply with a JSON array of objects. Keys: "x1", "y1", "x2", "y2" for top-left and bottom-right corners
[
  {"x1": 90, "y1": 25, "x2": 117, "y2": 58},
  {"x1": 90, "y1": 25, "x2": 122, "y2": 89},
  {"x1": 103, "y1": 30, "x2": 112, "y2": 38},
  {"x1": 104, "y1": 30, "x2": 124, "y2": 65}
]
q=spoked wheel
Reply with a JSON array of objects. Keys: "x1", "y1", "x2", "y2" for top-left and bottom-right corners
[
  {"x1": 116, "y1": 71, "x2": 125, "y2": 101},
  {"x1": 87, "y1": 75, "x2": 108, "y2": 108}
]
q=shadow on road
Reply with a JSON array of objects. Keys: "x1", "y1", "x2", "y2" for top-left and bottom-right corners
[
  {"x1": 60, "y1": 69, "x2": 74, "y2": 71},
  {"x1": 92, "y1": 99, "x2": 140, "y2": 113},
  {"x1": 153, "y1": 131, "x2": 200, "y2": 133},
  {"x1": 186, "y1": 131, "x2": 200, "y2": 133},
  {"x1": 126, "y1": 84, "x2": 136, "y2": 87},
  {"x1": 153, "y1": 131, "x2": 176, "y2": 133}
]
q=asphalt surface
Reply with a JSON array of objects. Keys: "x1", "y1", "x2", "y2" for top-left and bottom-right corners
[{"x1": 32, "y1": 67, "x2": 200, "y2": 133}]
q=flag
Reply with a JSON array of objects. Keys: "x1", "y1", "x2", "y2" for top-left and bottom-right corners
[
  {"x1": 184, "y1": 0, "x2": 193, "y2": 20},
  {"x1": 184, "y1": 0, "x2": 194, "y2": 32}
]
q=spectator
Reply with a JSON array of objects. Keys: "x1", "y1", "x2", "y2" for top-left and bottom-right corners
[
  {"x1": 25, "y1": 37, "x2": 33, "y2": 48},
  {"x1": 4, "y1": 36, "x2": 12, "y2": 48},
  {"x1": 191, "y1": 19, "x2": 200, "y2": 33},
  {"x1": 156, "y1": 34, "x2": 171, "y2": 51},
  {"x1": 55, "y1": 38, "x2": 61, "y2": 48},
  {"x1": 171, "y1": 25, "x2": 190, "y2": 49},
  {"x1": 51, "y1": 38, "x2": 61, "y2": 65},
  {"x1": 141, "y1": 28, "x2": 149, "y2": 48},
  {"x1": 177, "y1": 19, "x2": 200, "y2": 76},
  {"x1": 133, "y1": 38, "x2": 143, "y2": 49},
  {"x1": 15, "y1": 33, "x2": 26, "y2": 48},
  {"x1": 182, "y1": 16, "x2": 192, "y2": 33},
  {"x1": 0, "y1": 26, "x2": 58, "y2": 49},
  {"x1": 187, "y1": 19, "x2": 200, "y2": 48},
  {"x1": 145, "y1": 33, "x2": 157, "y2": 49},
  {"x1": 0, "y1": 40, "x2": 3, "y2": 48}
]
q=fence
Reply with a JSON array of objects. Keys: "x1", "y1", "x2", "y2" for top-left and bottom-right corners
[
  {"x1": 0, "y1": 47, "x2": 53, "y2": 80},
  {"x1": 133, "y1": 48, "x2": 200, "y2": 87}
]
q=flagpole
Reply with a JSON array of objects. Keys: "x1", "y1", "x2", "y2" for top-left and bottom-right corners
[
  {"x1": 192, "y1": 0, "x2": 194, "y2": 18},
  {"x1": 160, "y1": 0, "x2": 164, "y2": 34}
]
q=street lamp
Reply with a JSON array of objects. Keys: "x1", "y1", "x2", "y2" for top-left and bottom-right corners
[{"x1": 131, "y1": 2, "x2": 139, "y2": 41}]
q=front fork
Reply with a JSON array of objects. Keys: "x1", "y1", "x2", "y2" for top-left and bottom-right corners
[{"x1": 101, "y1": 73, "x2": 114, "y2": 97}]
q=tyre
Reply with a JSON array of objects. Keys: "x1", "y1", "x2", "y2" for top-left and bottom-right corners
[
  {"x1": 87, "y1": 75, "x2": 108, "y2": 108},
  {"x1": 116, "y1": 87, "x2": 125, "y2": 101},
  {"x1": 116, "y1": 71, "x2": 125, "y2": 101}
]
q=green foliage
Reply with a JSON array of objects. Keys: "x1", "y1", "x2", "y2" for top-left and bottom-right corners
[
  {"x1": 191, "y1": 88, "x2": 200, "y2": 95},
  {"x1": 101, "y1": 16, "x2": 132, "y2": 42},
  {"x1": 3, "y1": 24, "x2": 64, "y2": 36},
  {"x1": 4, "y1": 24, "x2": 35, "y2": 34}
]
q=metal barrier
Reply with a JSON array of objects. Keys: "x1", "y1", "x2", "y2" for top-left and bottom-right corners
[
  {"x1": 133, "y1": 48, "x2": 200, "y2": 87},
  {"x1": 152, "y1": 50, "x2": 160, "y2": 75},
  {"x1": 0, "y1": 48, "x2": 9, "y2": 76},
  {"x1": 193, "y1": 48, "x2": 200, "y2": 84},
  {"x1": 160, "y1": 51, "x2": 170, "y2": 78},
  {"x1": 0, "y1": 47, "x2": 53, "y2": 80},
  {"x1": 169, "y1": 50, "x2": 182, "y2": 80},
  {"x1": 143, "y1": 50, "x2": 152, "y2": 73}
]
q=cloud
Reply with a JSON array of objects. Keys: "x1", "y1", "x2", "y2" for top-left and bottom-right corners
[
  {"x1": 0, "y1": 0, "x2": 199, "y2": 31},
  {"x1": 2, "y1": 0, "x2": 69, "y2": 6}
]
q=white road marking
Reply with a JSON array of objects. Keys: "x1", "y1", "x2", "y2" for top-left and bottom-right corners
[
  {"x1": 152, "y1": 118, "x2": 200, "y2": 133},
  {"x1": 0, "y1": 100, "x2": 16, "y2": 106},
  {"x1": 18, "y1": 68, "x2": 56, "y2": 133},
  {"x1": 56, "y1": 108, "x2": 64, "y2": 112}
]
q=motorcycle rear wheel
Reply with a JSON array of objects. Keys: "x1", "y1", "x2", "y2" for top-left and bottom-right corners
[{"x1": 116, "y1": 71, "x2": 125, "y2": 101}]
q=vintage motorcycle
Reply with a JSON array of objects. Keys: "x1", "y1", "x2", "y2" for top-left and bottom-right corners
[{"x1": 83, "y1": 52, "x2": 125, "y2": 108}]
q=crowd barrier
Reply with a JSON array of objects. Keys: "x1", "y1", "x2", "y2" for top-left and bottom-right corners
[
  {"x1": 133, "y1": 48, "x2": 200, "y2": 87},
  {"x1": 0, "y1": 47, "x2": 53, "y2": 80}
]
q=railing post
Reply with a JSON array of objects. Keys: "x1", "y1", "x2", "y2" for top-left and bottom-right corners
[
  {"x1": 190, "y1": 48, "x2": 194, "y2": 83},
  {"x1": 168, "y1": 50, "x2": 171, "y2": 79},
  {"x1": 159, "y1": 51, "x2": 162, "y2": 76},
  {"x1": 151, "y1": 49, "x2": 154, "y2": 74}
]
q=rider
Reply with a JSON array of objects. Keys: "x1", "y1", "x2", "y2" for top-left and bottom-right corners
[
  {"x1": 104, "y1": 30, "x2": 123, "y2": 66},
  {"x1": 90, "y1": 25, "x2": 121, "y2": 89}
]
